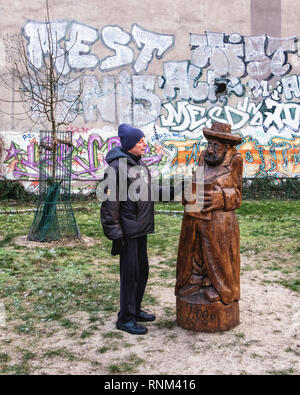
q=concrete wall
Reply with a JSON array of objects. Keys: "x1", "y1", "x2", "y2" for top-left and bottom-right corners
[{"x1": 0, "y1": 0, "x2": 299, "y2": 193}]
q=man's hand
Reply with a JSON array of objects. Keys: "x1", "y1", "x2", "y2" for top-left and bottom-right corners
[
  {"x1": 111, "y1": 238, "x2": 125, "y2": 256},
  {"x1": 201, "y1": 185, "x2": 224, "y2": 213}
]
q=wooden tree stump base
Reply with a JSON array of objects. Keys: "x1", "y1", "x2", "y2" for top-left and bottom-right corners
[{"x1": 176, "y1": 294, "x2": 240, "y2": 332}]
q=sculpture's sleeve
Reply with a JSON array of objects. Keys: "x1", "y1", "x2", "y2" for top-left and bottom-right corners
[{"x1": 222, "y1": 154, "x2": 243, "y2": 211}]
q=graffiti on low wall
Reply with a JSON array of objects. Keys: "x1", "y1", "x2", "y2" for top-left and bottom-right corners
[
  {"x1": 1, "y1": 126, "x2": 299, "y2": 193},
  {"x1": 1, "y1": 130, "x2": 163, "y2": 191}
]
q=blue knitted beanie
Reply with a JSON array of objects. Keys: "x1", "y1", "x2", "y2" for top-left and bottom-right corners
[{"x1": 118, "y1": 124, "x2": 145, "y2": 152}]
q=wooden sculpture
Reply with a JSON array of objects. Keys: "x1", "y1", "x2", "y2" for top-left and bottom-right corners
[{"x1": 176, "y1": 122, "x2": 243, "y2": 332}]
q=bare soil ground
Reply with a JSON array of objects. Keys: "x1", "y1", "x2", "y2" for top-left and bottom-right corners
[{"x1": 0, "y1": 255, "x2": 299, "y2": 375}]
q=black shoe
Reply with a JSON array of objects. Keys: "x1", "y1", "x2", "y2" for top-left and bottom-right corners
[
  {"x1": 136, "y1": 310, "x2": 156, "y2": 322},
  {"x1": 116, "y1": 320, "x2": 148, "y2": 335}
]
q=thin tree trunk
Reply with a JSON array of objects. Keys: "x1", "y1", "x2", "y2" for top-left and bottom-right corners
[{"x1": 49, "y1": 52, "x2": 57, "y2": 182}]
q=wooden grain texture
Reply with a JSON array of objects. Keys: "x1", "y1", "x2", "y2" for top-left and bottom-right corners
[
  {"x1": 176, "y1": 122, "x2": 243, "y2": 332},
  {"x1": 176, "y1": 296, "x2": 239, "y2": 332}
]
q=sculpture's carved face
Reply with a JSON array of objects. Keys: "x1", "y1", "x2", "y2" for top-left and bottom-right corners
[{"x1": 204, "y1": 138, "x2": 229, "y2": 166}]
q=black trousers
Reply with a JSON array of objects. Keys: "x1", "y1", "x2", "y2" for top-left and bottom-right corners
[{"x1": 118, "y1": 235, "x2": 149, "y2": 323}]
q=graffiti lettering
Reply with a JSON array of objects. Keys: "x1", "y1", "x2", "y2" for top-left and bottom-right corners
[
  {"x1": 281, "y1": 75, "x2": 300, "y2": 100},
  {"x1": 160, "y1": 101, "x2": 207, "y2": 132},
  {"x1": 2, "y1": 131, "x2": 300, "y2": 191},
  {"x1": 66, "y1": 22, "x2": 99, "y2": 71},
  {"x1": 162, "y1": 61, "x2": 244, "y2": 103},
  {"x1": 23, "y1": 20, "x2": 174, "y2": 76},
  {"x1": 3, "y1": 133, "x2": 162, "y2": 183},
  {"x1": 2, "y1": 24, "x2": 300, "y2": 190},
  {"x1": 159, "y1": 96, "x2": 300, "y2": 136},
  {"x1": 191, "y1": 32, "x2": 297, "y2": 80},
  {"x1": 131, "y1": 24, "x2": 174, "y2": 73},
  {"x1": 100, "y1": 25, "x2": 134, "y2": 71},
  {"x1": 23, "y1": 21, "x2": 70, "y2": 74}
]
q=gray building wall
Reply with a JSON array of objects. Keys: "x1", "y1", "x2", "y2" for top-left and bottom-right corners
[{"x1": 0, "y1": 0, "x2": 299, "y2": 193}]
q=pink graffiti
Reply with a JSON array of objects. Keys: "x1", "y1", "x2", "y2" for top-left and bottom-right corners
[{"x1": 66, "y1": 124, "x2": 91, "y2": 134}]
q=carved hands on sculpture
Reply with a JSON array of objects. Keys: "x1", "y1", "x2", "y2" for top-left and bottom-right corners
[{"x1": 202, "y1": 185, "x2": 224, "y2": 213}]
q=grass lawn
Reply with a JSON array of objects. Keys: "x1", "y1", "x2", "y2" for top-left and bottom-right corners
[{"x1": 0, "y1": 199, "x2": 299, "y2": 374}]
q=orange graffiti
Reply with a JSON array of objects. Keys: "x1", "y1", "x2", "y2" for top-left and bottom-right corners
[
  {"x1": 240, "y1": 136, "x2": 300, "y2": 176},
  {"x1": 162, "y1": 139, "x2": 205, "y2": 168},
  {"x1": 161, "y1": 136, "x2": 300, "y2": 177},
  {"x1": 29, "y1": 181, "x2": 39, "y2": 188},
  {"x1": 238, "y1": 137, "x2": 262, "y2": 176},
  {"x1": 269, "y1": 136, "x2": 300, "y2": 175}
]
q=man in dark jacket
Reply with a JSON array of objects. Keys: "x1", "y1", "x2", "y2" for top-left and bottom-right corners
[{"x1": 100, "y1": 124, "x2": 157, "y2": 335}]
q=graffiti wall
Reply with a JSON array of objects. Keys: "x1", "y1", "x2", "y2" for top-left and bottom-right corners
[{"x1": 0, "y1": 18, "x2": 300, "y2": 193}]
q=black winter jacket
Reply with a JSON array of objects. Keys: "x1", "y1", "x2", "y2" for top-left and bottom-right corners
[{"x1": 100, "y1": 147, "x2": 155, "y2": 240}]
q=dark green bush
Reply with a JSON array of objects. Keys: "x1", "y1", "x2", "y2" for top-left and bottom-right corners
[
  {"x1": 0, "y1": 180, "x2": 35, "y2": 201},
  {"x1": 0, "y1": 177, "x2": 299, "y2": 202},
  {"x1": 242, "y1": 177, "x2": 300, "y2": 200}
]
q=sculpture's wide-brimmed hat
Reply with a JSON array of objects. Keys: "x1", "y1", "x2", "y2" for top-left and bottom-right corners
[{"x1": 203, "y1": 122, "x2": 242, "y2": 146}]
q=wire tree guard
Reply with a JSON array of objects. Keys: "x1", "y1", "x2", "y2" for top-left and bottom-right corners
[{"x1": 28, "y1": 130, "x2": 80, "y2": 242}]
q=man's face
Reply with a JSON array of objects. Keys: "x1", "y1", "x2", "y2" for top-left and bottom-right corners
[
  {"x1": 128, "y1": 137, "x2": 147, "y2": 157},
  {"x1": 204, "y1": 138, "x2": 228, "y2": 165}
]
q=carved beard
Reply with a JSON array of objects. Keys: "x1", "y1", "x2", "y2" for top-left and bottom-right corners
[{"x1": 204, "y1": 150, "x2": 227, "y2": 166}]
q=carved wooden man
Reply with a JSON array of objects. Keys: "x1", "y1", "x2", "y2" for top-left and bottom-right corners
[{"x1": 176, "y1": 122, "x2": 243, "y2": 332}]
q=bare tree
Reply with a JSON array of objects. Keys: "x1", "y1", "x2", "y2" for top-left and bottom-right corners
[
  {"x1": 0, "y1": 0, "x2": 84, "y2": 242},
  {"x1": 0, "y1": 0, "x2": 83, "y2": 181}
]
